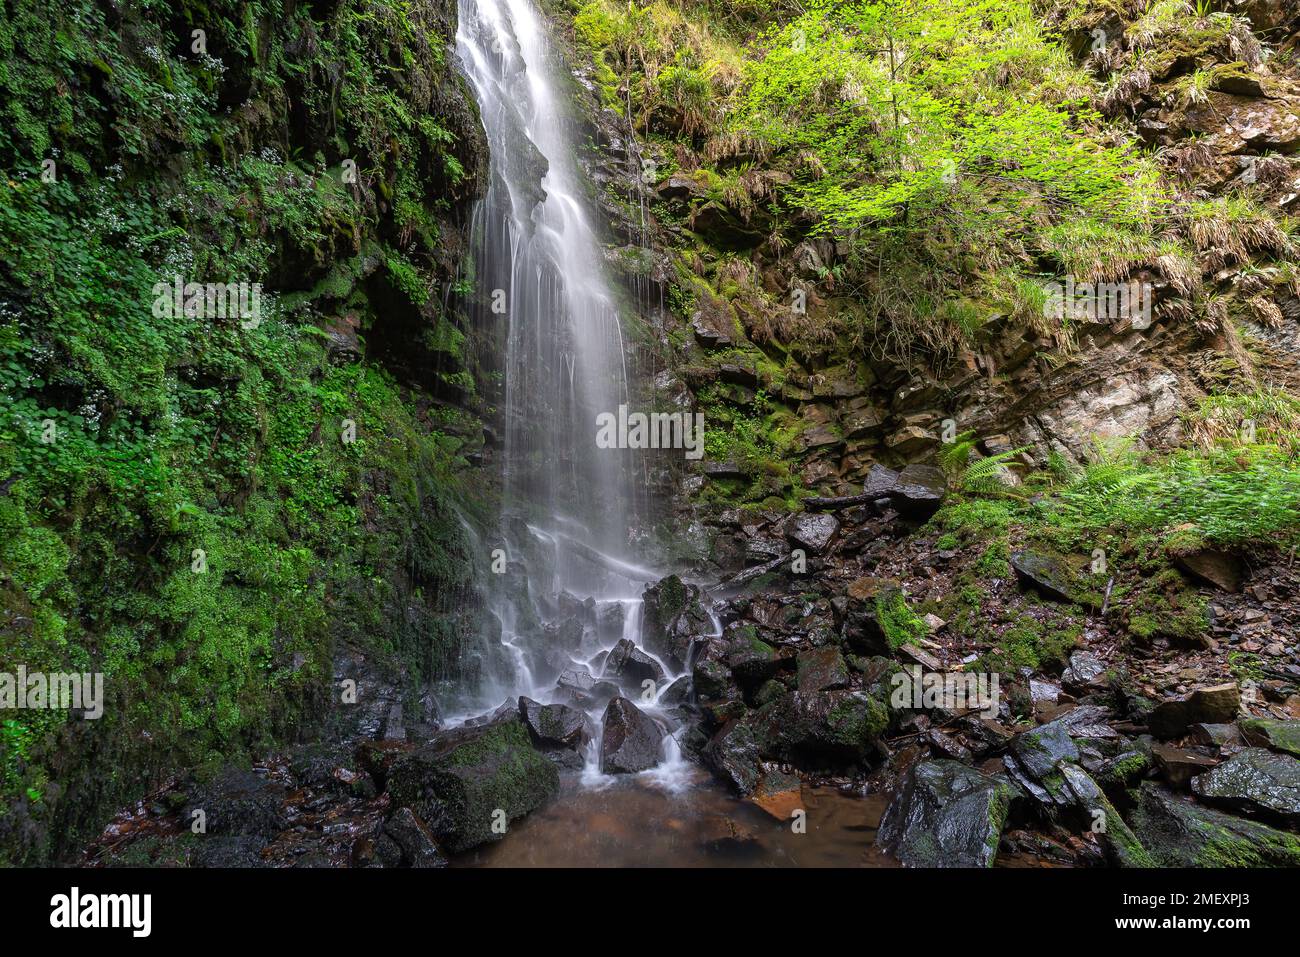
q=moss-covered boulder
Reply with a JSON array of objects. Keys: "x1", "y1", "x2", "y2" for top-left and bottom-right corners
[
  {"x1": 1240, "y1": 718, "x2": 1300, "y2": 759},
  {"x1": 751, "y1": 689, "x2": 891, "y2": 763},
  {"x1": 1058, "y1": 763, "x2": 1155, "y2": 868},
  {"x1": 388, "y1": 716, "x2": 560, "y2": 853},
  {"x1": 1129, "y1": 782, "x2": 1300, "y2": 867},
  {"x1": 640, "y1": 575, "x2": 712, "y2": 670},
  {"x1": 877, "y1": 760, "x2": 1015, "y2": 868}
]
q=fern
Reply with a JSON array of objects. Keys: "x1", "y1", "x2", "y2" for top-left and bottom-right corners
[{"x1": 961, "y1": 449, "x2": 1028, "y2": 496}]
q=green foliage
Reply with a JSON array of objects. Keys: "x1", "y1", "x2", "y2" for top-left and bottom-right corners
[
  {"x1": 0, "y1": 0, "x2": 488, "y2": 862},
  {"x1": 874, "y1": 589, "x2": 927, "y2": 650},
  {"x1": 1046, "y1": 439, "x2": 1300, "y2": 548}
]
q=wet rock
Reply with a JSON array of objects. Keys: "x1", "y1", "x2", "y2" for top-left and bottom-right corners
[
  {"x1": 926, "y1": 729, "x2": 973, "y2": 763},
  {"x1": 752, "y1": 689, "x2": 890, "y2": 762},
  {"x1": 600, "y1": 697, "x2": 664, "y2": 774},
  {"x1": 288, "y1": 743, "x2": 373, "y2": 798},
  {"x1": 658, "y1": 675, "x2": 692, "y2": 707},
  {"x1": 704, "y1": 719, "x2": 763, "y2": 795},
  {"x1": 877, "y1": 760, "x2": 1015, "y2": 868},
  {"x1": 1010, "y1": 550, "x2": 1082, "y2": 604},
  {"x1": 1062, "y1": 650, "x2": 1107, "y2": 690},
  {"x1": 517, "y1": 696, "x2": 587, "y2": 750},
  {"x1": 1240, "y1": 718, "x2": 1300, "y2": 758},
  {"x1": 719, "y1": 627, "x2": 786, "y2": 685},
  {"x1": 1010, "y1": 718, "x2": 1079, "y2": 782},
  {"x1": 1094, "y1": 749, "x2": 1151, "y2": 790},
  {"x1": 658, "y1": 173, "x2": 708, "y2": 202},
  {"x1": 862, "y1": 463, "x2": 899, "y2": 498},
  {"x1": 1057, "y1": 763, "x2": 1154, "y2": 868},
  {"x1": 382, "y1": 807, "x2": 448, "y2": 868},
  {"x1": 556, "y1": 668, "x2": 620, "y2": 705},
  {"x1": 1129, "y1": 781, "x2": 1300, "y2": 867},
  {"x1": 890, "y1": 464, "x2": 948, "y2": 516},
  {"x1": 542, "y1": 615, "x2": 586, "y2": 654},
  {"x1": 183, "y1": 768, "x2": 289, "y2": 840},
  {"x1": 1191, "y1": 748, "x2": 1300, "y2": 823},
  {"x1": 595, "y1": 602, "x2": 625, "y2": 642},
  {"x1": 786, "y1": 513, "x2": 839, "y2": 553},
  {"x1": 1190, "y1": 723, "x2": 1245, "y2": 749},
  {"x1": 603, "y1": 638, "x2": 666, "y2": 689},
  {"x1": 388, "y1": 715, "x2": 560, "y2": 853},
  {"x1": 1147, "y1": 683, "x2": 1240, "y2": 739},
  {"x1": 750, "y1": 769, "x2": 803, "y2": 821},
  {"x1": 691, "y1": 657, "x2": 736, "y2": 703},
  {"x1": 796, "y1": 646, "x2": 850, "y2": 695},
  {"x1": 842, "y1": 584, "x2": 913, "y2": 655},
  {"x1": 192, "y1": 836, "x2": 269, "y2": 868},
  {"x1": 640, "y1": 575, "x2": 712, "y2": 670},
  {"x1": 1151, "y1": 744, "x2": 1219, "y2": 790},
  {"x1": 374, "y1": 834, "x2": 403, "y2": 869}
]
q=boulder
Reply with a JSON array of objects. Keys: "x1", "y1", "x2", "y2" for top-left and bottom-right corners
[
  {"x1": 1057, "y1": 763, "x2": 1154, "y2": 868},
  {"x1": 1010, "y1": 550, "x2": 1082, "y2": 604},
  {"x1": 1191, "y1": 748, "x2": 1300, "y2": 823},
  {"x1": 600, "y1": 697, "x2": 664, "y2": 774},
  {"x1": 786, "y1": 513, "x2": 839, "y2": 553},
  {"x1": 877, "y1": 760, "x2": 1015, "y2": 868},
  {"x1": 1004, "y1": 717, "x2": 1080, "y2": 806},
  {"x1": 556, "y1": 668, "x2": 620, "y2": 705},
  {"x1": 1010, "y1": 718, "x2": 1079, "y2": 782},
  {"x1": 382, "y1": 807, "x2": 449, "y2": 868},
  {"x1": 183, "y1": 768, "x2": 288, "y2": 840},
  {"x1": 602, "y1": 638, "x2": 666, "y2": 689},
  {"x1": 703, "y1": 718, "x2": 763, "y2": 795},
  {"x1": 517, "y1": 696, "x2": 587, "y2": 750},
  {"x1": 750, "y1": 689, "x2": 890, "y2": 762},
  {"x1": 1151, "y1": 744, "x2": 1218, "y2": 790},
  {"x1": 1147, "y1": 684, "x2": 1241, "y2": 738},
  {"x1": 388, "y1": 715, "x2": 560, "y2": 853},
  {"x1": 658, "y1": 675, "x2": 693, "y2": 707},
  {"x1": 719, "y1": 628, "x2": 786, "y2": 685},
  {"x1": 751, "y1": 769, "x2": 804, "y2": 821},
  {"x1": 890, "y1": 464, "x2": 948, "y2": 515},
  {"x1": 640, "y1": 575, "x2": 712, "y2": 670},
  {"x1": 796, "y1": 646, "x2": 850, "y2": 695},
  {"x1": 1240, "y1": 718, "x2": 1300, "y2": 758},
  {"x1": 1170, "y1": 546, "x2": 1243, "y2": 592},
  {"x1": 1129, "y1": 781, "x2": 1300, "y2": 867},
  {"x1": 863, "y1": 463, "x2": 900, "y2": 499}
]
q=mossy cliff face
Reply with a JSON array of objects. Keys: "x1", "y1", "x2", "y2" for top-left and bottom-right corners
[
  {"x1": 0, "y1": 0, "x2": 494, "y2": 864},
  {"x1": 551, "y1": 0, "x2": 1300, "y2": 514}
]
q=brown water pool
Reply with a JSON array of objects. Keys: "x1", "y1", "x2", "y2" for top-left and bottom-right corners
[{"x1": 456, "y1": 767, "x2": 897, "y2": 868}]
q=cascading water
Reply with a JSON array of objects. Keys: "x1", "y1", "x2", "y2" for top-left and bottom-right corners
[{"x1": 451, "y1": 0, "x2": 693, "y2": 789}]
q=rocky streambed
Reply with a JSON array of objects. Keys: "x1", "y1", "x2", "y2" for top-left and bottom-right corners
[{"x1": 80, "y1": 466, "x2": 1300, "y2": 869}]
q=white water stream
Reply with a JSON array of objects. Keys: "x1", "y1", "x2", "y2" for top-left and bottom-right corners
[{"x1": 452, "y1": 0, "x2": 691, "y2": 790}]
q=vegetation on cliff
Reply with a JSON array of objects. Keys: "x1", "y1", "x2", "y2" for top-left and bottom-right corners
[{"x1": 0, "y1": 0, "x2": 492, "y2": 863}]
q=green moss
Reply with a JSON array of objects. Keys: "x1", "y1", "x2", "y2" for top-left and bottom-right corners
[
  {"x1": 0, "y1": 0, "x2": 492, "y2": 864},
  {"x1": 874, "y1": 589, "x2": 928, "y2": 650},
  {"x1": 826, "y1": 693, "x2": 889, "y2": 746},
  {"x1": 981, "y1": 617, "x2": 1081, "y2": 672}
]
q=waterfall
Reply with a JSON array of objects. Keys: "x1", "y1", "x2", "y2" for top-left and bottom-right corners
[{"x1": 451, "y1": 0, "x2": 681, "y2": 779}]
